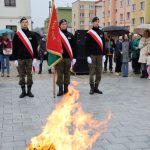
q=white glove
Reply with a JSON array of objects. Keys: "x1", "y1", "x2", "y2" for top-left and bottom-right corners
[
  {"x1": 71, "y1": 58, "x2": 76, "y2": 66},
  {"x1": 32, "y1": 59, "x2": 37, "y2": 66},
  {"x1": 14, "y1": 60, "x2": 18, "y2": 67},
  {"x1": 103, "y1": 56, "x2": 106, "y2": 63},
  {"x1": 87, "y1": 57, "x2": 92, "y2": 64}
]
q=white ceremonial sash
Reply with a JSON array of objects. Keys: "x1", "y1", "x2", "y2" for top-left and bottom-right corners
[
  {"x1": 87, "y1": 29, "x2": 103, "y2": 51},
  {"x1": 59, "y1": 30, "x2": 73, "y2": 60},
  {"x1": 16, "y1": 30, "x2": 34, "y2": 58}
]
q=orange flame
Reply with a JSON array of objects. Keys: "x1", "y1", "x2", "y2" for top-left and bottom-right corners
[{"x1": 27, "y1": 82, "x2": 112, "y2": 150}]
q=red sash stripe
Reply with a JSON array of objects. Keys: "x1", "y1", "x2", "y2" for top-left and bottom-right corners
[
  {"x1": 59, "y1": 30, "x2": 73, "y2": 60},
  {"x1": 16, "y1": 31, "x2": 34, "y2": 58},
  {"x1": 88, "y1": 30, "x2": 103, "y2": 52}
]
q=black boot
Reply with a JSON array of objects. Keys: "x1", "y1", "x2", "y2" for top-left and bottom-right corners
[
  {"x1": 27, "y1": 85, "x2": 34, "y2": 97},
  {"x1": 94, "y1": 83, "x2": 103, "y2": 94},
  {"x1": 57, "y1": 85, "x2": 63, "y2": 96},
  {"x1": 89, "y1": 84, "x2": 95, "y2": 95},
  {"x1": 140, "y1": 71, "x2": 145, "y2": 78},
  {"x1": 38, "y1": 64, "x2": 42, "y2": 74},
  {"x1": 64, "y1": 84, "x2": 69, "y2": 94},
  {"x1": 144, "y1": 70, "x2": 148, "y2": 78},
  {"x1": 19, "y1": 86, "x2": 26, "y2": 98}
]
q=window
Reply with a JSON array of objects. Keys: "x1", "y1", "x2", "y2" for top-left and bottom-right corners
[
  {"x1": 127, "y1": 12, "x2": 130, "y2": 20},
  {"x1": 89, "y1": 13, "x2": 94, "y2": 17},
  {"x1": 4, "y1": 0, "x2": 16, "y2": 6},
  {"x1": 89, "y1": 21, "x2": 92, "y2": 25},
  {"x1": 103, "y1": 23, "x2": 105, "y2": 27},
  {"x1": 80, "y1": 13, "x2": 84, "y2": 17},
  {"x1": 74, "y1": 14, "x2": 76, "y2": 19},
  {"x1": 140, "y1": 17, "x2": 144, "y2": 24},
  {"x1": 80, "y1": 21, "x2": 84, "y2": 25},
  {"x1": 108, "y1": 10, "x2": 110, "y2": 17},
  {"x1": 103, "y1": 1, "x2": 105, "y2": 6},
  {"x1": 127, "y1": 0, "x2": 131, "y2": 6},
  {"x1": 89, "y1": 5, "x2": 94, "y2": 10},
  {"x1": 140, "y1": 2, "x2": 145, "y2": 10},
  {"x1": 80, "y1": 5, "x2": 84, "y2": 9},
  {"x1": 120, "y1": 14, "x2": 124, "y2": 21},
  {"x1": 132, "y1": 18, "x2": 135, "y2": 25},
  {"x1": 108, "y1": 0, "x2": 111, "y2": 5},
  {"x1": 120, "y1": 0, "x2": 123, "y2": 8},
  {"x1": 103, "y1": 12, "x2": 105, "y2": 18},
  {"x1": 132, "y1": 4, "x2": 136, "y2": 11},
  {"x1": 108, "y1": 22, "x2": 110, "y2": 26}
]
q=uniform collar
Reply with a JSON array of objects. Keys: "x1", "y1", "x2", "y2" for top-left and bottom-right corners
[
  {"x1": 61, "y1": 29, "x2": 67, "y2": 33},
  {"x1": 21, "y1": 28, "x2": 29, "y2": 33}
]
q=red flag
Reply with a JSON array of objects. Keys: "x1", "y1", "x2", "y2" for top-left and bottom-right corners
[{"x1": 47, "y1": 0, "x2": 62, "y2": 68}]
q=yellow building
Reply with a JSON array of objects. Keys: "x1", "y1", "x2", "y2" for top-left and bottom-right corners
[{"x1": 131, "y1": 0, "x2": 150, "y2": 32}]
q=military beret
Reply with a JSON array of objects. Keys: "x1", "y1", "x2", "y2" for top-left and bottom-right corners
[
  {"x1": 20, "y1": 17, "x2": 28, "y2": 23},
  {"x1": 92, "y1": 17, "x2": 99, "y2": 23},
  {"x1": 59, "y1": 19, "x2": 67, "y2": 26}
]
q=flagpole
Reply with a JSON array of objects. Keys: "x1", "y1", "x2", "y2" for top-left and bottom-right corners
[
  {"x1": 53, "y1": 68, "x2": 56, "y2": 98},
  {"x1": 52, "y1": 0, "x2": 56, "y2": 99}
]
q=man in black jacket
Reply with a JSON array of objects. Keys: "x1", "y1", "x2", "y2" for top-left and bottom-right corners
[
  {"x1": 86, "y1": 17, "x2": 105, "y2": 95},
  {"x1": 12, "y1": 17, "x2": 38, "y2": 98},
  {"x1": 55, "y1": 19, "x2": 77, "y2": 96}
]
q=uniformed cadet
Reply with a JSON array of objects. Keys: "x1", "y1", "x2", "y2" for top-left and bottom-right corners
[
  {"x1": 55, "y1": 19, "x2": 77, "y2": 96},
  {"x1": 86, "y1": 17, "x2": 106, "y2": 95},
  {"x1": 12, "y1": 17, "x2": 38, "y2": 98}
]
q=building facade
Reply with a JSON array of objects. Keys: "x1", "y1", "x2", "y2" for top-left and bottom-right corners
[
  {"x1": 96, "y1": 0, "x2": 132, "y2": 29},
  {"x1": 72, "y1": 0, "x2": 95, "y2": 32},
  {"x1": 44, "y1": 7, "x2": 72, "y2": 33},
  {"x1": 131, "y1": 0, "x2": 150, "y2": 31},
  {"x1": 57, "y1": 7, "x2": 72, "y2": 28},
  {"x1": 0, "y1": 0, "x2": 32, "y2": 32}
]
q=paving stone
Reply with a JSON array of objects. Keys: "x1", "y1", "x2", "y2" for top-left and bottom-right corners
[{"x1": 0, "y1": 63, "x2": 150, "y2": 150}]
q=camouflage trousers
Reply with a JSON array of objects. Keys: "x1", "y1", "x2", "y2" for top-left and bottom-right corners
[
  {"x1": 88, "y1": 55, "x2": 102, "y2": 85},
  {"x1": 55, "y1": 58, "x2": 71, "y2": 86},
  {"x1": 18, "y1": 59, "x2": 33, "y2": 86}
]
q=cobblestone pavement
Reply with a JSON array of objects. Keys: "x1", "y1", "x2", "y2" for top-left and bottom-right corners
[{"x1": 0, "y1": 61, "x2": 150, "y2": 150}]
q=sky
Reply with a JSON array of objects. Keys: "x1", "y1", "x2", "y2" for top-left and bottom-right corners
[{"x1": 31, "y1": 0, "x2": 75, "y2": 28}]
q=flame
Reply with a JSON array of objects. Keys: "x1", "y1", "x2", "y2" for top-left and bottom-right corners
[{"x1": 27, "y1": 82, "x2": 112, "y2": 150}]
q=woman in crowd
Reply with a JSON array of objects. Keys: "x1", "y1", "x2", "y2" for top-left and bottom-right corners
[
  {"x1": 131, "y1": 34, "x2": 141, "y2": 74},
  {"x1": 114, "y1": 36, "x2": 122, "y2": 76},
  {"x1": 0, "y1": 33, "x2": 12, "y2": 77},
  {"x1": 104, "y1": 33, "x2": 115, "y2": 73},
  {"x1": 121, "y1": 34, "x2": 130, "y2": 77},
  {"x1": 138, "y1": 30, "x2": 150, "y2": 78},
  {"x1": 146, "y1": 42, "x2": 150, "y2": 80}
]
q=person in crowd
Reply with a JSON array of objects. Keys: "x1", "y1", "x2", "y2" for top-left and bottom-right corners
[
  {"x1": 114, "y1": 36, "x2": 122, "y2": 76},
  {"x1": 138, "y1": 30, "x2": 150, "y2": 78},
  {"x1": 104, "y1": 33, "x2": 115, "y2": 73},
  {"x1": 0, "y1": 33, "x2": 12, "y2": 77},
  {"x1": 146, "y1": 39, "x2": 150, "y2": 80},
  {"x1": 131, "y1": 34, "x2": 141, "y2": 74},
  {"x1": 121, "y1": 34, "x2": 130, "y2": 77},
  {"x1": 38, "y1": 35, "x2": 47, "y2": 74}
]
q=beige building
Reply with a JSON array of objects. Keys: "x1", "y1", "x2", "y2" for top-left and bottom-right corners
[
  {"x1": 0, "y1": 0, "x2": 32, "y2": 31},
  {"x1": 131, "y1": 0, "x2": 150, "y2": 32},
  {"x1": 95, "y1": 0, "x2": 131, "y2": 29},
  {"x1": 72, "y1": 0, "x2": 95, "y2": 32}
]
